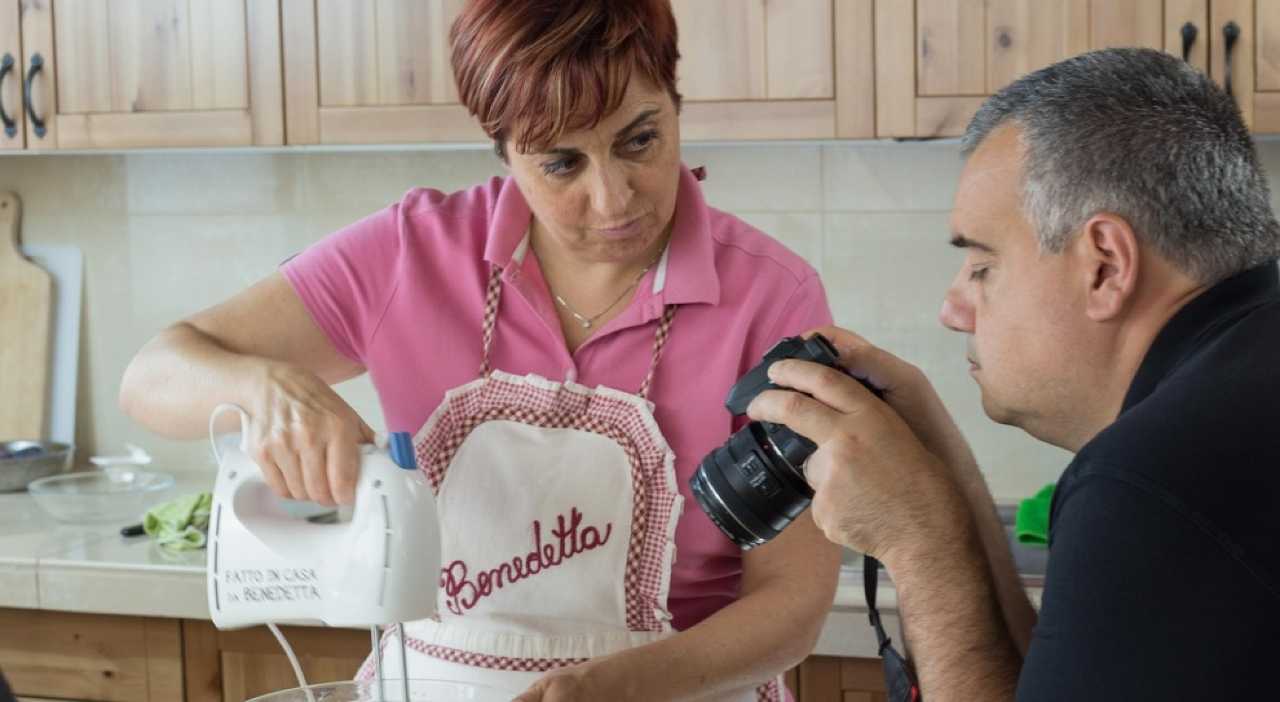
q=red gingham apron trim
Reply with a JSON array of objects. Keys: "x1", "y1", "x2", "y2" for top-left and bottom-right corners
[
  {"x1": 415, "y1": 373, "x2": 680, "y2": 632},
  {"x1": 757, "y1": 675, "x2": 783, "y2": 702},
  {"x1": 357, "y1": 630, "x2": 786, "y2": 699},
  {"x1": 414, "y1": 641, "x2": 588, "y2": 673},
  {"x1": 354, "y1": 629, "x2": 590, "y2": 675}
]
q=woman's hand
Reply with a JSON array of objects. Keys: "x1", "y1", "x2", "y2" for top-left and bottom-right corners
[
  {"x1": 244, "y1": 360, "x2": 375, "y2": 506},
  {"x1": 513, "y1": 662, "x2": 614, "y2": 702}
]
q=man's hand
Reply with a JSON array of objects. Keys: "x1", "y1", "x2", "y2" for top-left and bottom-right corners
[
  {"x1": 811, "y1": 327, "x2": 980, "y2": 477},
  {"x1": 800, "y1": 328, "x2": 1037, "y2": 654},
  {"x1": 746, "y1": 331, "x2": 964, "y2": 563}
]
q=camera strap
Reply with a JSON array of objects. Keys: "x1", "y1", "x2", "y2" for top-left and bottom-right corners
[{"x1": 864, "y1": 555, "x2": 922, "y2": 702}]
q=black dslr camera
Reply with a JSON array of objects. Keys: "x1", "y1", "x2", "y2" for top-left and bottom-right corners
[{"x1": 690, "y1": 334, "x2": 879, "y2": 549}]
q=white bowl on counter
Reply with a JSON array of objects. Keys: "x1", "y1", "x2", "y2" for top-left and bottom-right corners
[{"x1": 27, "y1": 467, "x2": 176, "y2": 524}]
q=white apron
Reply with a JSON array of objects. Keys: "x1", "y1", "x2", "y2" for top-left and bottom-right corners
[{"x1": 358, "y1": 252, "x2": 783, "y2": 701}]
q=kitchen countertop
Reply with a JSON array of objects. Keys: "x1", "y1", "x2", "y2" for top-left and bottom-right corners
[
  {"x1": 0, "y1": 471, "x2": 209, "y2": 618},
  {"x1": 0, "y1": 470, "x2": 1045, "y2": 658}
]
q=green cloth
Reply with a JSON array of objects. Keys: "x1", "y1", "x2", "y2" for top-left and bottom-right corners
[
  {"x1": 1015, "y1": 483, "x2": 1055, "y2": 548},
  {"x1": 143, "y1": 492, "x2": 212, "y2": 550}
]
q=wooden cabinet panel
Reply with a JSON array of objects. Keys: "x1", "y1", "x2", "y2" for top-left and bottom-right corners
[
  {"x1": 917, "y1": 0, "x2": 986, "y2": 96},
  {"x1": 316, "y1": 0, "x2": 378, "y2": 107},
  {"x1": 765, "y1": 0, "x2": 834, "y2": 99},
  {"x1": 1090, "y1": 0, "x2": 1164, "y2": 50},
  {"x1": 52, "y1": 0, "x2": 249, "y2": 114},
  {"x1": 673, "y1": 0, "x2": 767, "y2": 101},
  {"x1": 1166, "y1": 0, "x2": 1210, "y2": 72},
  {"x1": 674, "y1": 0, "x2": 833, "y2": 102},
  {"x1": 987, "y1": 0, "x2": 1089, "y2": 92},
  {"x1": 18, "y1": 0, "x2": 281, "y2": 149},
  {"x1": 315, "y1": 0, "x2": 462, "y2": 108},
  {"x1": 284, "y1": 0, "x2": 480, "y2": 144},
  {"x1": 0, "y1": 608, "x2": 182, "y2": 702},
  {"x1": 190, "y1": 0, "x2": 252, "y2": 111},
  {"x1": 791, "y1": 655, "x2": 889, "y2": 702},
  {"x1": 1211, "y1": 0, "x2": 1254, "y2": 129},
  {"x1": 1258, "y1": 0, "x2": 1280, "y2": 90},
  {"x1": 50, "y1": 0, "x2": 110, "y2": 114},
  {"x1": 835, "y1": 0, "x2": 875, "y2": 138}
]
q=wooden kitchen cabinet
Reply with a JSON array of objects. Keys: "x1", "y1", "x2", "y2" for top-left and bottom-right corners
[
  {"x1": 0, "y1": 607, "x2": 369, "y2": 702},
  {"x1": 1220, "y1": 0, "x2": 1280, "y2": 133},
  {"x1": 787, "y1": 656, "x2": 889, "y2": 702},
  {"x1": 875, "y1": 0, "x2": 1208, "y2": 138},
  {"x1": 0, "y1": 608, "x2": 184, "y2": 702},
  {"x1": 13, "y1": 0, "x2": 283, "y2": 150},
  {"x1": 281, "y1": 0, "x2": 484, "y2": 145},
  {"x1": 673, "y1": 0, "x2": 877, "y2": 140}
]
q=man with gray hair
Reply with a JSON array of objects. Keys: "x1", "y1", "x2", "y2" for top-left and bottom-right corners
[{"x1": 750, "y1": 48, "x2": 1280, "y2": 699}]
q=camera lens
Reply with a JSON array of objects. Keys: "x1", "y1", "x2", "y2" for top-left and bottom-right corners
[{"x1": 690, "y1": 421, "x2": 816, "y2": 549}]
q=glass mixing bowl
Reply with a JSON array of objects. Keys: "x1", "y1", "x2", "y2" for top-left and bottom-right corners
[
  {"x1": 27, "y1": 468, "x2": 175, "y2": 524},
  {"x1": 246, "y1": 679, "x2": 515, "y2": 702}
]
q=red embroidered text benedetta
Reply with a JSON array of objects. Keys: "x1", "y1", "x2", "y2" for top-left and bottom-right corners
[{"x1": 441, "y1": 507, "x2": 614, "y2": 614}]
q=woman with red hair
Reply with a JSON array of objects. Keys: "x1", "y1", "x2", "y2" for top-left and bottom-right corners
[{"x1": 121, "y1": 2, "x2": 840, "y2": 699}]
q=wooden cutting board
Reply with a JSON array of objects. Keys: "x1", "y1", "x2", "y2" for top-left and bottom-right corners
[{"x1": 0, "y1": 191, "x2": 53, "y2": 439}]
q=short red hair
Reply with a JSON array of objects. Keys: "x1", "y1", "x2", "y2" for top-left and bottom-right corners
[{"x1": 450, "y1": 0, "x2": 681, "y2": 158}]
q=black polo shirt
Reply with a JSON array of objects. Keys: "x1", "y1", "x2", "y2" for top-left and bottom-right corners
[{"x1": 1016, "y1": 264, "x2": 1280, "y2": 701}]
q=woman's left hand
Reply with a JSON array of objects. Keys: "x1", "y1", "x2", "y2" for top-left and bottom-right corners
[{"x1": 512, "y1": 662, "x2": 618, "y2": 702}]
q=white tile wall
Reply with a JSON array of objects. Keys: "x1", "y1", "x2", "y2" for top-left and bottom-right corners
[{"x1": 10, "y1": 137, "x2": 1280, "y2": 500}]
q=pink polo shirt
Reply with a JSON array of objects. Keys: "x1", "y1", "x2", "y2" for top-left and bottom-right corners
[{"x1": 283, "y1": 165, "x2": 832, "y2": 631}]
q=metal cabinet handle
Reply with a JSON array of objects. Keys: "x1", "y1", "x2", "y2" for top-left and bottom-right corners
[
  {"x1": 0, "y1": 54, "x2": 15, "y2": 138},
  {"x1": 23, "y1": 53, "x2": 46, "y2": 139},
  {"x1": 1181, "y1": 22, "x2": 1198, "y2": 63},
  {"x1": 1223, "y1": 21, "x2": 1241, "y2": 97}
]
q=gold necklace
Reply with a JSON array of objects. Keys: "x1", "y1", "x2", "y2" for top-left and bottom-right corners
[{"x1": 552, "y1": 254, "x2": 661, "y2": 329}]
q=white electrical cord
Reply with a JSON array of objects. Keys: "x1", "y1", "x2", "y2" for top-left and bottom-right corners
[
  {"x1": 372, "y1": 625, "x2": 385, "y2": 701},
  {"x1": 268, "y1": 623, "x2": 317, "y2": 702},
  {"x1": 398, "y1": 623, "x2": 411, "y2": 701}
]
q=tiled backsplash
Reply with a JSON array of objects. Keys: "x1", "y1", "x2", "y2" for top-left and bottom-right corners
[{"x1": 8, "y1": 139, "x2": 1280, "y2": 500}]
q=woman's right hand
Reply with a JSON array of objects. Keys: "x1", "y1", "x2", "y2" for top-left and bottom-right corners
[{"x1": 244, "y1": 361, "x2": 376, "y2": 506}]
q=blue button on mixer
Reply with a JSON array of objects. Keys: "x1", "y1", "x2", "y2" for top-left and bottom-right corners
[{"x1": 388, "y1": 432, "x2": 416, "y2": 471}]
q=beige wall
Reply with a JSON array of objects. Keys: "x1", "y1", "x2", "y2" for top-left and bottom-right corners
[{"x1": 9, "y1": 140, "x2": 1277, "y2": 501}]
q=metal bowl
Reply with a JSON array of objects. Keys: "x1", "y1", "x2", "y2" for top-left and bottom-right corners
[{"x1": 0, "y1": 440, "x2": 75, "y2": 492}]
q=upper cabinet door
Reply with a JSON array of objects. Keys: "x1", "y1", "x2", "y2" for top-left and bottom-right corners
[
  {"x1": 19, "y1": 0, "x2": 283, "y2": 150},
  {"x1": 879, "y1": 0, "x2": 1187, "y2": 138},
  {"x1": 282, "y1": 0, "x2": 484, "y2": 145},
  {"x1": 1, "y1": 0, "x2": 23, "y2": 150},
  {"x1": 1225, "y1": 0, "x2": 1280, "y2": 133},
  {"x1": 672, "y1": 0, "x2": 847, "y2": 140},
  {"x1": 674, "y1": 0, "x2": 834, "y2": 101}
]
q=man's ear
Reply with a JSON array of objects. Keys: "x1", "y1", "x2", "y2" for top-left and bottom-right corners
[{"x1": 1075, "y1": 213, "x2": 1140, "y2": 322}]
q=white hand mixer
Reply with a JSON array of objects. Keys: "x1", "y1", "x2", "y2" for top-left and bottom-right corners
[{"x1": 205, "y1": 404, "x2": 440, "y2": 701}]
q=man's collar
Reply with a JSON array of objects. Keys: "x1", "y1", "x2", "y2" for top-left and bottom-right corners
[{"x1": 1122, "y1": 263, "x2": 1279, "y2": 411}]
